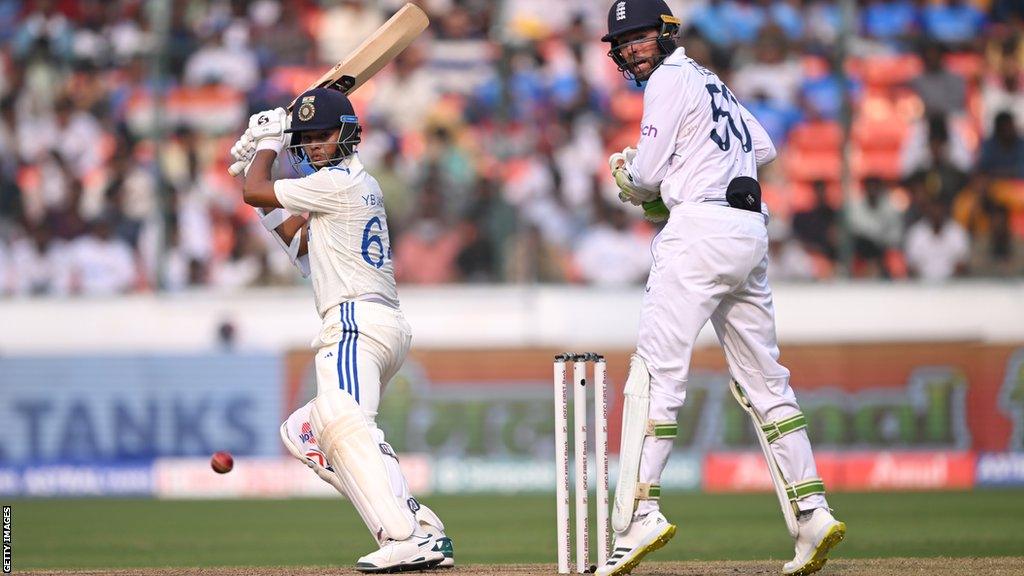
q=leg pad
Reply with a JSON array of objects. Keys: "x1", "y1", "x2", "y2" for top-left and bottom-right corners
[{"x1": 311, "y1": 388, "x2": 417, "y2": 542}]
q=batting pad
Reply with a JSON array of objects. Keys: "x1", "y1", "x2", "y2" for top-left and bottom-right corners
[
  {"x1": 730, "y1": 379, "x2": 801, "y2": 538},
  {"x1": 612, "y1": 353, "x2": 673, "y2": 533},
  {"x1": 310, "y1": 388, "x2": 417, "y2": 542}
]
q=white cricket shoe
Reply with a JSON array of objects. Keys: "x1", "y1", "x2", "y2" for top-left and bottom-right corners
[
  {"x1": 355, "y1": 532, "x2": 445, "y2": 574},
  {"x1": 416, "y1": 505, "x2": 454, "y2": 568},
  {"x1": 283, "y1": 414, "x2": 453, "y2": 572},
  {"x1": 782, "y1": 508, "x2": 846, "y2": 576},
  {"x1": 595, "y1": 511, "x2": 677, "y2": 576}
]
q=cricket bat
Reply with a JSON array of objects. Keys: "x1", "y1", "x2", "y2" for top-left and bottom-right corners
[
  {"x1": 288, "y1": 3, "x2": 430, "y2": 109},
  {"x1": 229, "y1": 3, "x2": 429, "y2": 175}
]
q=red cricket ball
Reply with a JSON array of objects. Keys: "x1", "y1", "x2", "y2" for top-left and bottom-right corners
[{"x1": 211, "y1": 451, "x2": 234, "y2": 474}]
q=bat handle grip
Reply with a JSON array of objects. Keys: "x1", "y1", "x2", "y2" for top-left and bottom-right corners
[{"x1": 228, "y1": 160, "x2": 248, "y2": 177}]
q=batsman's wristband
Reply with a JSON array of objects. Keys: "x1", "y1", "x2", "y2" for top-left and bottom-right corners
[{"x1": 255, "y1": 137, "x2": 284, "y2": 155}]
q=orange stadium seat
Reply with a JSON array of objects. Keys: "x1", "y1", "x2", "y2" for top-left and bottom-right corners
[
  {"x1": 788, "y1": 121, "x2": 842, "y2": 153},
  {"x1": 610, "y1": 90, "x2": 644, "y2": 123},
  {"x1": 885, "y1": 249, "x2": 908, "y2": 279},
  {"x1": 801, "y1": 55, "x2": 830, "y2": 79},
  {"x1": 856, "y1": 150, "x2": 903, "y2": 180},
  {"x1": 854, "y1": 118, "x2": 909, "y2": 152},
  {"x1": 784, "y1": 149, "x2": 842, "y2": 183},
  {"x1": 858, "y1": 55, "x2": 922, "y2": 87},
  {"x1": 760, "y1": 183, "x2": 790, "y2": 217},
  {"x1": 785, "y1": 181, "x2": 828, "y2": 213},
  {"x1": 944, "y1": 52, "x2": 985, "y2": 82},
  {"x1": 607, "y1": 125, "x2": 640, "y2": 155}
]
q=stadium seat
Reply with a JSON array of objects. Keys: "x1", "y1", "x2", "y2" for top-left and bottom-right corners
[
  {"x1": 784, "y1": 149, "x2": 842, "y2": 183},
  {"x1": 856, "y1": 150, "x2": 903, "y2": 180},
  {"x1": 801, "y1": 55, "x2": 831, "y2": 79},
  {"x1": 944, "y1": 53, "x2": 984, "y2": 82},
  {"x1": 610, "y1": 90, "x2": 644, "y2": 123},
  {"x1": 788, "y1": 121, "x2": 843, "y2": 152},
  {"x1": 858, "y1": 55, "x2": 923, "y2": 87},
  {"x1": 854, "y1": 118, "x2": 909, "y2": 152},
  {"x1": 885, "y1": 249, "x2": 908, "y2": 279}
]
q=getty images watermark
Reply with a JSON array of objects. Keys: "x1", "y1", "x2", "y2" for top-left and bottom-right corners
[{"x1": 3, "y1": 505, "x2": 10, "y2": 574}]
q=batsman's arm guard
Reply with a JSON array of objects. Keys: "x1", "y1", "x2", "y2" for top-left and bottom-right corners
[
  {"x1": 256, "y1": 207, "x2": 310, "y2": 277},
  {"x1": 612, "y1": 354, "x2": 678, "y2": 533},
  {"x1": 729, "y1": 379, "x2": 824, "y2": 538},
  {"x1": 310, "y1": 388, "x2": 418, "y2": 542}
]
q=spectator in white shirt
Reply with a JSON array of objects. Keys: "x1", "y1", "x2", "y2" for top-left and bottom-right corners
[
  {"x1": 18, "y1": 98, "x2": 103, "y2": 179},
  {"x1": 67, "y1": 216, "x2": 136, "y2": 295},
  {"x1": 184, "y1": 31, "x2": 259, "y2": 92},
  {"x1": 847, "y1": 177, "x2": 903, "y2": 278},
  {"x1": 316, "y1": 0, "x2": 383, "y2": 65},
  {"x1": 904, "y1": 199, "x2": 970, "y2": 281},
  {"x1": 732, "y1": 26, "x2": 803, "y2": 108},
  {"x1": 574, "y1": 204, "x2": 652, "y2": 286},
  {"x1": 9, "y1": 227, "x2": 71, "y2": 295},
  {"x1": 369, "y1": 45, "x2": 439, "y2": 133}
]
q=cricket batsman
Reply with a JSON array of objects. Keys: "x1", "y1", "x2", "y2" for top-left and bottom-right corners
[
  {"x1": 599, "y1": 1, "x2": 846, "y2": 575},
  {"x1": 229, "y1": 88, "x2": 453, "y2": 573}
]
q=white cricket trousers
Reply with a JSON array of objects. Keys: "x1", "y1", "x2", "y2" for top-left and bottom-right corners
[
  {"x1": 636, "y1": 202, "x2": 827, "y2": 516},
  {"x1": 312, "y1": 300, "x2": 412, "y2": 417},
  {"x1": 304, "y1": 300, "x2": 416, "y2": 519}
]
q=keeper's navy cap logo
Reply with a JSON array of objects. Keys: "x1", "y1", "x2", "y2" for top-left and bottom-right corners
[
  {"x1": 298, "y1": 95, "x2": 316, "y2": 122},
  {"x1": 615, "y1": 1, "x2": 626, "y2": 20}
]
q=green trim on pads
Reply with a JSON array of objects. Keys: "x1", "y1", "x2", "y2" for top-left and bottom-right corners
[
  {"x1": 646, "y1": 420, "x2": 678, "y2": 438},
  {"x1": 761, "y1": 413, "x2": 807, "y2": 443},
  {"x1": 636, "y1": 483, "x2": 661, "y2": 500},
  {"x1": 786, "y1": 478, "x2": 826, "y2": 501}
]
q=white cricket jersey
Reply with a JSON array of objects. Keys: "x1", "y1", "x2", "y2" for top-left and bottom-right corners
[
  {"x1": 627, "y1": 47, "x2": 777, "y2": 212},
  {"x1": 274, "y1": 155, "x2": 398, "y2": 318}
]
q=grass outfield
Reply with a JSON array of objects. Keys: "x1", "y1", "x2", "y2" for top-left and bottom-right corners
[{"x1": 9, "y1": 490, "x2": 1024, "y2": 569}]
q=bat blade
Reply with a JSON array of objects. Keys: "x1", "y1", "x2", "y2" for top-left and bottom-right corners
[{"x1": 288, "y1": 3, "x2": 429, "y2": 110}]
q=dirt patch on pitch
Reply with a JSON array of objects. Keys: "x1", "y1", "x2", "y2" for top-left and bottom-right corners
[{"x1": 22, "y1": 557, "x2": 1024, "y2": 576}]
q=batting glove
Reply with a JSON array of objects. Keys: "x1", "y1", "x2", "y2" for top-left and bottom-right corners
[
  {"x1": 249, "y1": 107, "x2": 290, "y2": 155},
  {"x1": 228, "y1": 129, "x2": 256, "y2": 176}
]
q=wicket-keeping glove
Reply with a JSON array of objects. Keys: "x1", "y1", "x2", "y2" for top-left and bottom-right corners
[
  {"x1": 642, "y1": 198, "x2": 669, "y2": 223},
  {"x1": 608, "y1": 146, "x2": 658, "y2": 206}
]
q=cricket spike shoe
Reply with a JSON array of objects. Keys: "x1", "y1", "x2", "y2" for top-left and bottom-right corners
[
  {"x1": 355, "y1": 533, "x2": 445, "y2": 574},
  {"x1": 596, "y1": 511, "x2": 677, "y2": 576},
  {"x1": 415, "y1": 504, "x2": 454, "y2": 568},
  {"x1": 782, "y1": 508, "x2": 846, "y2": 576}
]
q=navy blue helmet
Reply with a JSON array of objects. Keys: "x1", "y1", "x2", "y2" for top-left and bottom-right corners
[
  {"x1": 602, "y1": 0, "x2": 681, "y2": 85},
  {"x1": 285, "y1": 87, "x2": 362, "y2": 169}
]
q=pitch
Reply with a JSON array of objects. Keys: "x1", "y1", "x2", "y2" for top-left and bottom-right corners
[{"x1": 12, "y1": 491, "x2": 1024, "y2": 574}]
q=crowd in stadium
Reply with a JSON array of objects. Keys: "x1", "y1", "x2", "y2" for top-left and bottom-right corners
[{"x1": 0, "y1": 0, "x2": 1022, "y2": 296}]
